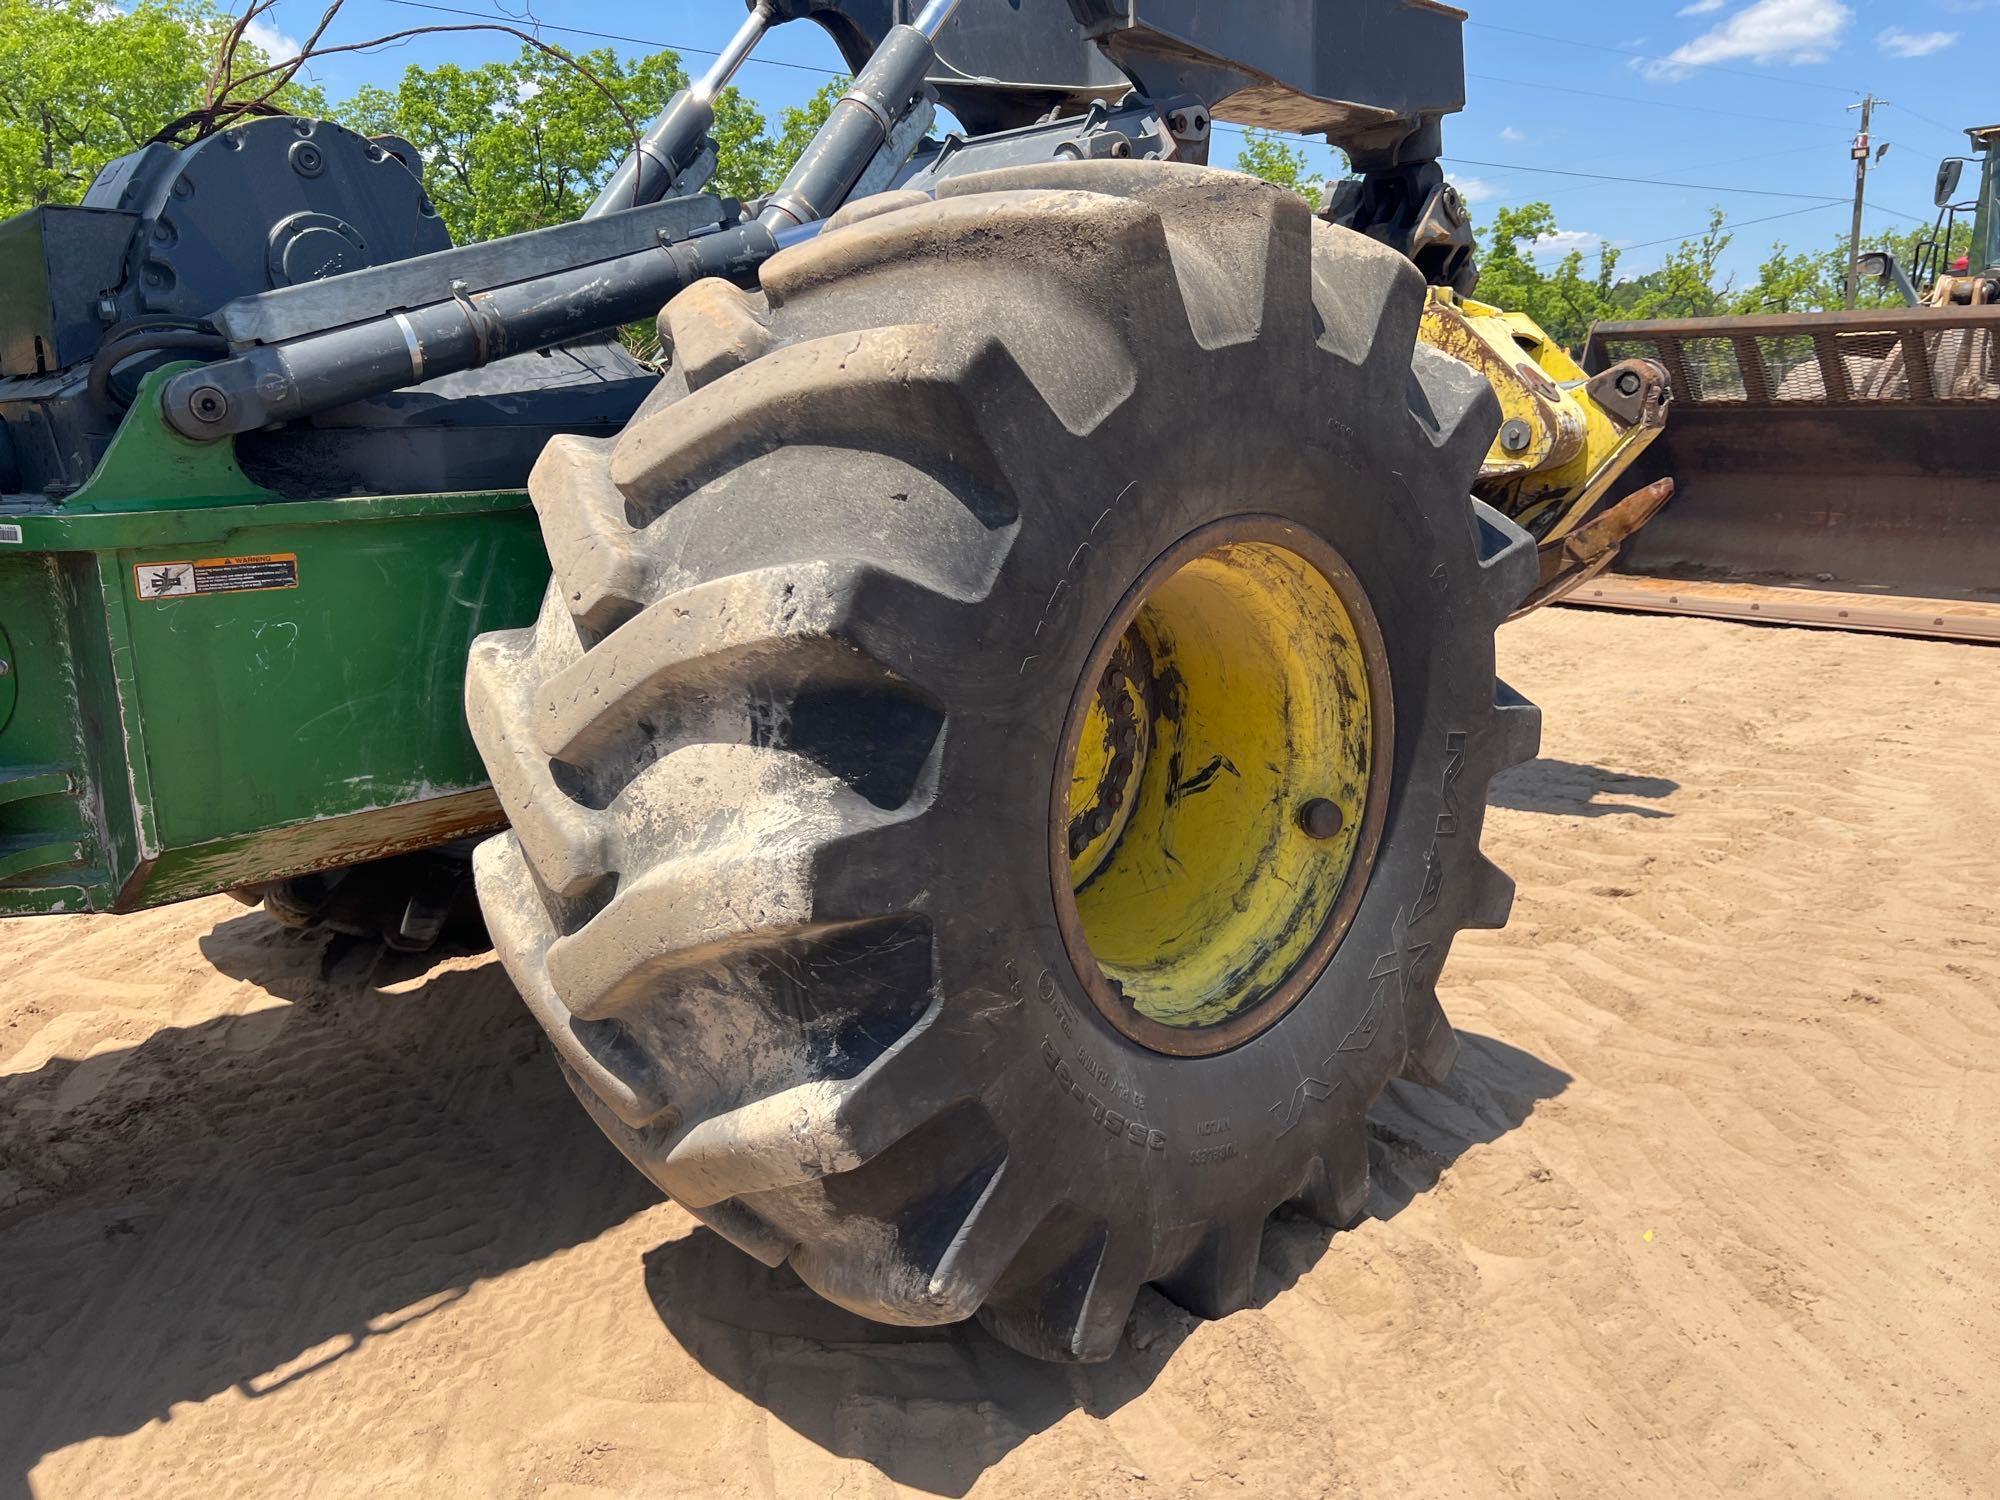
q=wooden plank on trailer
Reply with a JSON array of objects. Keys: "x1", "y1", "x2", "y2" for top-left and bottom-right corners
[{"x1": 1561, "y1": 576, "x2": 2000, "y2": 644}]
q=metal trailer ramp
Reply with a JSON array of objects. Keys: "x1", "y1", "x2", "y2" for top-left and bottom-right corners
[{"x1": 1578, "y1": 306, "x2": 2000, "y2": 644}]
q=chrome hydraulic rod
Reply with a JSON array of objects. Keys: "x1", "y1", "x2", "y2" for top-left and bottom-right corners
[{"x1": 585, "y1": 1, "x2": 775, "y2": 218}]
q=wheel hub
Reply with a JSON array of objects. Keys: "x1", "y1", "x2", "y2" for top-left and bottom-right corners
[{"x1": 1051, "y1": 518, "x2": 1394, "y2": 1056}]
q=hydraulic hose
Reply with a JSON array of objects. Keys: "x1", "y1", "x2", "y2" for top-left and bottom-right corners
[{"x1": 88, "y1": 322, "x2": 227, "y2": 410}]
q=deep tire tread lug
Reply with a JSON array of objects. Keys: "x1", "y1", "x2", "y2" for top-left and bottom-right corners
[
  {"x1": 1288, "y1": 1124, "x2": 1372, "y2": 1228},
  {"x1": 659, "y1": 276, "x2": 776, "y2": 390},
  {"x1": 464, "y1": 631, "x2": 610, "y2": 901},
  {"x1": 534, "y1": 559, "x2": 948, "y2": 769},
  {"x1": 1155, "y1": 1217, "x2": 1265, "y2": 1322},
  {"x1": 1399, "y1": 991, "x2": 1461, "y2": 1089},
  {"x1": 1471, "y1": 498, "x2": 1540, "y2": 622}
]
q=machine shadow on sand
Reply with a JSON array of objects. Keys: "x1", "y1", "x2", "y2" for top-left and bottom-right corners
[
  {"x1": 0, "y1": 911, "x2": 1564, "y2": 1500},
  {"x1": 1489, "y1": 756, "x2": 1680, "y2": 820},
  {"x1": 0, "y1": 911, "x2": 657, "y2": 1495},
  {"x1": 640, "y1": 1030, "x2": 1571, "y2": 1498}
]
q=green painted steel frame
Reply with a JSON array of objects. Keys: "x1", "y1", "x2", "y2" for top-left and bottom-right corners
[{"x1": 0, "y1": 367, "x2": 548, "y2": 914}]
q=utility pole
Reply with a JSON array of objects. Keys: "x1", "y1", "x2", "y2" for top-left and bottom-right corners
[{"x1": 1846, "y1": 95, "x2": 1884, "y2": 309}]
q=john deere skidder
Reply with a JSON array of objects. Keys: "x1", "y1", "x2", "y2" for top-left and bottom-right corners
[{"x1": 0, "y1": 1, "x2": 1670, "y2": 1360}]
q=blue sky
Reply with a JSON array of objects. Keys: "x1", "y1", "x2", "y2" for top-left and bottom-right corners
[{"x1": 263, "y1": 0, "x2": 1989, "y2": 285}]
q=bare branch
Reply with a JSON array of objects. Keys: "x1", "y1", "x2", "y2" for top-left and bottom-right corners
[{"x1": 188, "y1": 0, "x2": 642, "y2": 168}]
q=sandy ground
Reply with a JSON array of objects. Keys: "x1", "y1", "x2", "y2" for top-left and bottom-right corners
[{"x1": 3, "y1": 606, "x2": 1997, "y2": 1500}]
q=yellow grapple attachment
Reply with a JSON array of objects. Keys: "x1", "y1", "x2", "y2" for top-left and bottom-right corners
[{"x1": 1419, "y1": 289, "x2": 1676, "y2": 615}]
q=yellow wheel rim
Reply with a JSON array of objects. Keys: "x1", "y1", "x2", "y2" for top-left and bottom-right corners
[{"x1": 1051, "y1": 518, "x2": 1393, "y2": 1056}]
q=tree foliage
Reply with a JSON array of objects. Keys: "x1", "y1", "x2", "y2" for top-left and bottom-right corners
[
  {"x1": 1470, "y1": 203, "x2": 1623, "y2": 347},
  {"x1": 342, "y1": 47, "x2": 784, "y2": 243},
  {"x1": 0, "y1": 0, "x2": 841, "y2": 244},
  {"x1": 0, "y1": 0, "x2": 321, "y2": 215},
  {"x1": 1466, "y1": 201, "x2": 1974, "y2": 346},
  {"x1": 1233, "y1": 129, "x2": 1322, "y2": 209},
  {"x1": 1730, "y1": 221, "x2": 1974, "y2": 313}
]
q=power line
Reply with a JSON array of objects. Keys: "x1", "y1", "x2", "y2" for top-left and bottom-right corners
[
  {"x1": 1462, "y1": 20, "x2": 1860, "y2": 95},
  {"x1": 1603, "y1": 197, "x2": 1922, "y2": 259},
  {"x1": 380, "y1": 0, "x2": 843, "y2": 75},
  {"x1": 1217, "y1": 127, "x2": 1865, "y2": 224},
  {"x1": 1881, "y1": 101, "x2": 1968, "y2": 143},
  {"x1": 1616, "y1": 201, "x2": 1840, "y2": 253},
  {"x1": 1466, "y1": 71, "x2": 1841, "y2": 133},
  {"x1": 1453, "y1": 140, "x2": 1845, "y2": 202},
  {"x1": 1437, "y1": 156, "x2": 1847, "y2": 204},
  {"x1": 1210, "y1": 126, "x2": 1854, "y2": 205},
  {"x1": 1864, "y1": 201, "x2": 1930, "y2": 224}
]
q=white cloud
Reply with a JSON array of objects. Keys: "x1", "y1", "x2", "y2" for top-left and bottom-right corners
[
  {"x1": 1532, "y1": 228, "x2": 1605, "y2": 255},
  {"x1": 1447, "y1": 174, "x2": 1500, "y2": 204},
  {"x1": 1499, "y1": 125, "x2": 1528, "y2": 144},
  {"x1": 492, "y1": 76, "x2": 543, "y2": 119},
  {"x1": 1645, "y1": 0, "x2": 1852, "y2": 79},
  {"x1": 1678, "y1": 0, "x2": 1727, "y2": 13},
  {"x1": 243, "y1": 17, "x2": 303, "y2": 61},
  {"x1": 1876, "y1": 26, "x2": 1958, "y2": 56}
]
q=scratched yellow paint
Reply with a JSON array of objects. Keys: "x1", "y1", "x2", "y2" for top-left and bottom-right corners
[
  {"x1": 1068, "y1": 541, "x2": 1374, "y2": 1030},
  {"x1": 1420, "y1": 288, "x2": 1662, "y2": 542}
]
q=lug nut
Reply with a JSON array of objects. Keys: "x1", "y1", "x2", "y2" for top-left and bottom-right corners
[{"x1": 1298, "y1": 798, "x2": 1345, "y2": 840}]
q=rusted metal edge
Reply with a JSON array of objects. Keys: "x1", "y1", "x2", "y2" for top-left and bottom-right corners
[
  {"x1": 1588, "y1": 305, "x2": 2000, "y2": 344},
  {"x1": 1561, "y1": 576, "x2": 2000, "y2": 644},
  {"x1": 1510, "y1": 478, "x2": 1676, "y2": 620}
]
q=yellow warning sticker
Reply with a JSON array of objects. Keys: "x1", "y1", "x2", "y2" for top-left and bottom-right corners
[{"x1": 135, "y1": 553, "x2": 299, "y2": 600}]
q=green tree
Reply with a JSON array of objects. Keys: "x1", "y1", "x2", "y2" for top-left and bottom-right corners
[
  {"x1": 342, "y1": 46, "x2": 779, "y2": 242},
  {"x1": 1626, "y1": 209, "x2": 1734, "y2": 320},
  {"x1": 0, "y1": 0, "x2": 321, "y2": 215},
  {"x1": 1733, "y1": 243, "x2": 1830, "y2": 314},
  {"x1": 1732, "y1": 222, "x2": 1976, "y2": 313},
  {"x1": 1234, "y1": 128, "x2": 1322, "y2": 208},
  {"x1": 1469, "y1": 202, "x2": 1622, "y2": 348}
]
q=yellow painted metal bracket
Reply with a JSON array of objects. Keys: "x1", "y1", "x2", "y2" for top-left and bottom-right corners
[{"x1": 1419, "y1": 289, "x2": 1673, "y2": 555}]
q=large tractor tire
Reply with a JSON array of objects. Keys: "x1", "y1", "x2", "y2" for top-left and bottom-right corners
[{"x1": 466, "y1": 162, "x2": 1540, "y2": 1362}]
